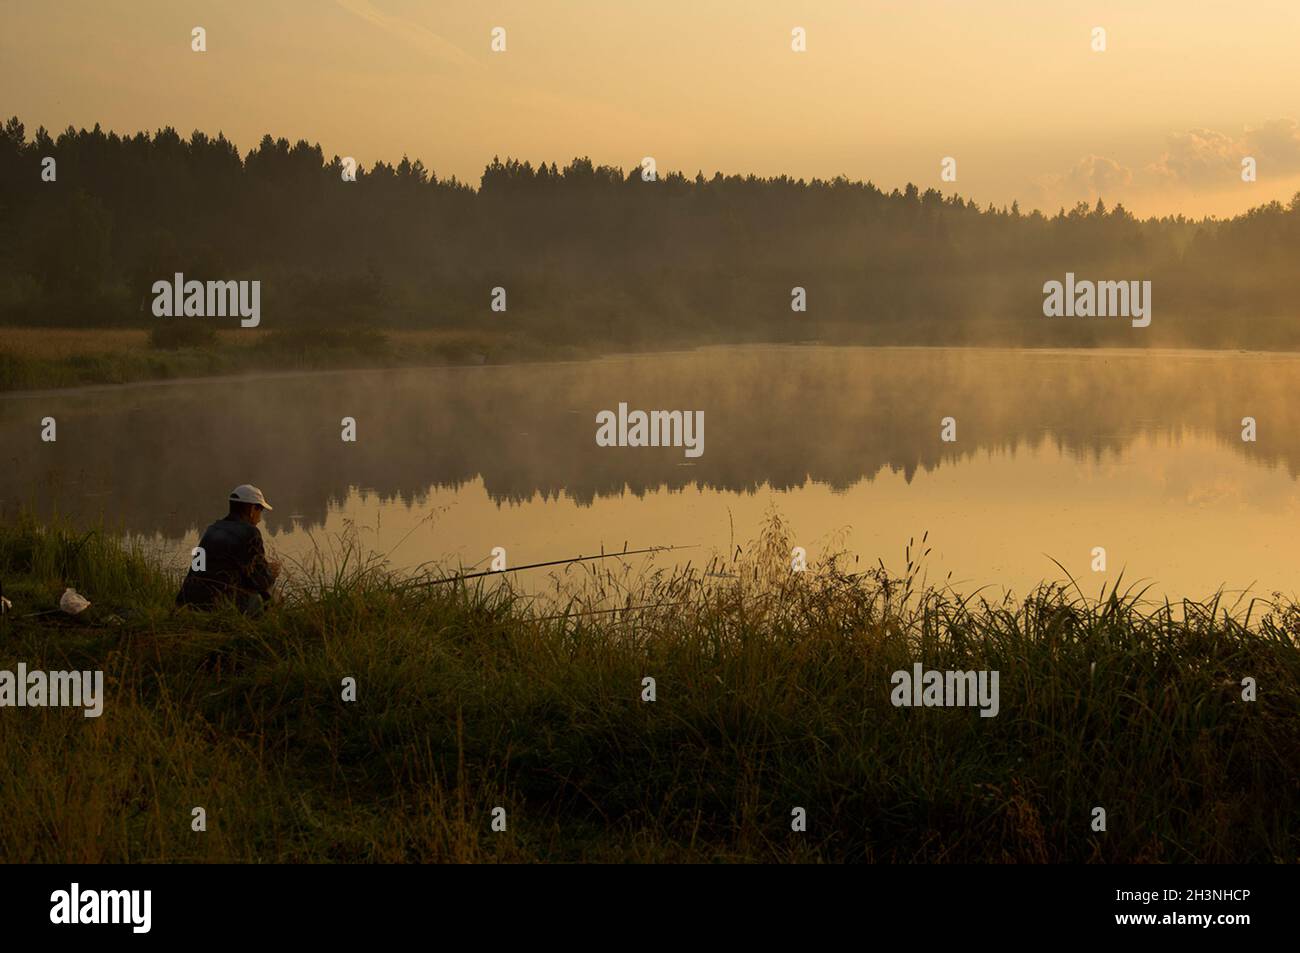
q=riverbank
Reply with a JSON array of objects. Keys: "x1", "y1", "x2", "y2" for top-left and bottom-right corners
[
  {"x1": 0, "y1": 515, "x2": 1295, "y2": 862},
  {"x1": 8, "y1": 317, "x2": 1300, "y2": 393},
  {"x1": 0, "y1": 326, "x2": 595, "y2": 393}
]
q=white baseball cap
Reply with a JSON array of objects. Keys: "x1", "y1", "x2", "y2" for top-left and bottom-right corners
[{"x1": 229, "y1": 484, "x2": 273, "y2": 510}]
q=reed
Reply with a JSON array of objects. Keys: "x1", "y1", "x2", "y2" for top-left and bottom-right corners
[{"x1": 0, "y1": 512, "x2": 1295, "y2": 862}]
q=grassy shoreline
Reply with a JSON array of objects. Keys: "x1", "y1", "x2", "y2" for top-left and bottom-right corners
[
  {"x1": 0, "y1": 516, "x2": 1296, "y2": 863},
  {"x1": 0, "y1": 326, "x2": 594, "y2": 393},
  {"x1": 9, "y1": 320, "x2": 1300, "y2": 393}
]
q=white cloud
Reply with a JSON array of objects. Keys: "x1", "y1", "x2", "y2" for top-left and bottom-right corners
[
  {"x1": 1031, "y1": 119, "x2": 1300, "y2": 210},
  {"x1": 1147, "y1": 120, "x2": 1300, "y2": 186},
  {"x1": 1034, "y1": 154, "x2": 1133, "y2": 206}
]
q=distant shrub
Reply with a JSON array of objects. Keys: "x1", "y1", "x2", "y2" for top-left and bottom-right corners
[{"x1": 148, "y1": 323, "x2": 219, "y2": 350}]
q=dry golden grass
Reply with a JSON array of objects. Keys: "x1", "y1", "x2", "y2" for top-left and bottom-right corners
[
  {"x1": 0, "y1": 327, "x2": 150, "y2": 358},
  {"x1": 0, "y1": 324, "x2": 559, "y2": 392},
  {"x1": 0, "y1": 326, "x2": 513, "y2": 360},
  {"x1": 0, "y1": 327, "x2": 274, "y2": 358}
]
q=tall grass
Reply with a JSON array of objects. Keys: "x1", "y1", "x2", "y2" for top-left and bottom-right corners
[{"x1": 0, "y1": 513, "x2": 1296, "y2": 862}]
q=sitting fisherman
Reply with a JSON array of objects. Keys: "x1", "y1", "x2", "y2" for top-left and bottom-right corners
[{"x1": 176, "y1": 484, "x2": 280, "y2": 614}]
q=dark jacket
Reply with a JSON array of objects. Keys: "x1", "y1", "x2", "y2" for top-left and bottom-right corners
[{"x1": 176, "y1": 517, "x2": 276, "y2": 609}]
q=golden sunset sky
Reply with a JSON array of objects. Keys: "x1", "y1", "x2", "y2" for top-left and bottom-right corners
[{"x1": 5, "y1": 0, "x2": 1300, "y2": 217}]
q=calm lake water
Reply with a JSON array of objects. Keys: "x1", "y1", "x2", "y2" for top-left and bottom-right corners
[{"x1": 6, "y1": 345, "x2": 1300, "y2": 602}]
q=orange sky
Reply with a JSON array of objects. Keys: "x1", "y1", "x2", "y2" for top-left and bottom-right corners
[{"x1": 5, "y1": 0, "x2": 1300, "y2": 218}]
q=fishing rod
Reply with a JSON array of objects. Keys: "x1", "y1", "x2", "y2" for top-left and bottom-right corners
[
  {"x1": 533, "y1": 600, "x2": 689, "y2": 622},
  {"x1": 406, "y1": 544, "x2": 697, "y2": 588}
]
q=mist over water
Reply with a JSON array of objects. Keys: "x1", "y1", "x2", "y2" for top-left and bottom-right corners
[{"x1": 6, "y1": 344, "x2": 1300, "y2": 601}]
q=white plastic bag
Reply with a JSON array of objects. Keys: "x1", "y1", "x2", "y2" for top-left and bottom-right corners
[{"x1": 59, "y1": 588, "x2": 91, "y2": 615}]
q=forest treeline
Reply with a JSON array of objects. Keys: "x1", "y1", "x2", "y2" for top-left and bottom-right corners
[{"x1": 3, "y1": 117, "x2": 1299, "y2": 348}]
